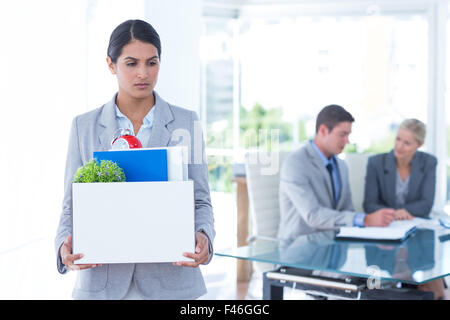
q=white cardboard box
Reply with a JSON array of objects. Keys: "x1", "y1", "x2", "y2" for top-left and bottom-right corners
[{"x1": 72, "y1": 180, "x2": 195, "y2": 264}]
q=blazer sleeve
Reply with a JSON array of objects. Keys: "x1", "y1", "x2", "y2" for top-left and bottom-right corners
[
  {"x1": 55, "y1": 117, "x2": 83, "y2": 274},
  {"x1": 363, "y1": 156, "x2": 385, "y2": 214},
  {"x1": 188, "y1": 111, "x2": 215, "y2": 264},
  {"x1": 403, "y1": 156, "x2": 437, "y2": 217},
  {"x1": 280, "y1": 155, "x2": 356, "y2": 230}
]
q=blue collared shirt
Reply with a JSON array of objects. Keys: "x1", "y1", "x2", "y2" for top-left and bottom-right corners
[
  {"x1": 310, "y1": 141, "x2": 365, "y2": 227},
  {"x1": 114, "y1": 101, "x2": 156, "y2": 147}
]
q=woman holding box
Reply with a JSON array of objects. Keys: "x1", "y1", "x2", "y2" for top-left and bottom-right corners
[{"x1": 55, "y1": 19, "x2": 215, "y2": 300}]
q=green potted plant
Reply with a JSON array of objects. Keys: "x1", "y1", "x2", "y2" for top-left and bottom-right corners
[{"x1": 73, "y1": 159, "x2": 126, "y2": 183}]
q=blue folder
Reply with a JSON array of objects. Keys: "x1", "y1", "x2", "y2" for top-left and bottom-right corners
[{"x1": 93, "y1": 149, "x2": 168, "y2": 182}]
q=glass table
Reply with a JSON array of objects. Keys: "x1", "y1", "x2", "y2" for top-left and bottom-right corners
[{"x1": 216, "y1": 226, "x2": 450, "y2": 300}]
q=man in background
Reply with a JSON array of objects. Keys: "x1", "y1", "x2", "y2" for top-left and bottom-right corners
[{"x1": 278, "y1": 105, "x2": 395, "y2": 240}]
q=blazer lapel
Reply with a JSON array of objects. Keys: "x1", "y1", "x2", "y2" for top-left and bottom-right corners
[
  {"x1": 147, "y1": 91, "x2": 175, "y2": 148},
  {"x1": 335, "y1": 159, "x2": 346, "y2": 208},
  {"x1": 305, "y1": 143, "x2": 334, "y2": 204},
  {"x1": 97, "y1": 91, "x2": 175, "y2": 150},
  {"x1": 406, "y1": 152, "x2": 424, "y2": 202},
  {"x1": 98, "y1": 94, "x2": 119, "y2": 151},
  {"x1": 383, "y1": 151, "x2": 397, "y2": 208}
]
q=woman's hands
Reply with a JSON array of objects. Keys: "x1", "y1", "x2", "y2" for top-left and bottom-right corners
[
  {"x1": 395, "y1": 209, "x2": 414, "y2": 220},
  {"x1": 173, "y1": 231, "x2": 210, "y2": 268},
  {"x1": 60, "y1": 235, "x2": 102, "y2": 271},
  {"x1": 364, "y1": 208, "x2": 415, "y2": 226},
  {"x1": 61, "y1": 232, "x2": 210, "y2": 270}
]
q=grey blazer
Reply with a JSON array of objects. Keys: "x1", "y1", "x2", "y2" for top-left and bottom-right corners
[
  {"x1": 363, "y1": 150, "x2": 437, "y2": 217},
  {"x1": 278, "y1": 142, "x2": 356, "y2": 240},
  {"x1": 55, "y1": 91, "x2": 215, "y2": 300}
]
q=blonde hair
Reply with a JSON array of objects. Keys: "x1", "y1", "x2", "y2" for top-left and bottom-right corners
[{"x1": 399, "y1": 118, "x2": 426, "y2": 145}]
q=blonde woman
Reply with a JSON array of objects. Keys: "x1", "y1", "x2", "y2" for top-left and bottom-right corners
[
  {"x1": 363, "y1": 119, "x2": 446, "y2": 300},
  {"x1": 363, "y1": 119, "x2": 437, "y2": 220}
]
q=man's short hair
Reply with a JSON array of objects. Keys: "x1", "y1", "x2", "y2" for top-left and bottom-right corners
[{"x1": 315, "y1": 104, "x2": 355, "y2": 133}]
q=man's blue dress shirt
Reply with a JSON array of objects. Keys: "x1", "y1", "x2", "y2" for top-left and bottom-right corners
[{"x1": 311, "y1": 141, "x2": 365, "y2": 227}]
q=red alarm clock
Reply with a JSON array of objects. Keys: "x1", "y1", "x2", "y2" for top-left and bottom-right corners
[{"x1": 111, "y1": 128, "x2": 142, "y2": 150}]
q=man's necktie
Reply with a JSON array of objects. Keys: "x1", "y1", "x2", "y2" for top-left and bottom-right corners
[{"x1": 326, "y1": 163, "x2": 336, "y2": 209}]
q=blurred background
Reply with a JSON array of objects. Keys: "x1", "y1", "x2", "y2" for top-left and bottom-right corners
[{"x1": 0, "y1": 0, "x2": 449, "y2": 299}]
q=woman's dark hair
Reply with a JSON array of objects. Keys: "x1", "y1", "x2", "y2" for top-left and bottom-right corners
[
  {"x1": 315, "y1": 104, "x2": 355, "y2": 133},
  {"x1": 107, "y1": 19, "x2": 161, "y2": 63}
]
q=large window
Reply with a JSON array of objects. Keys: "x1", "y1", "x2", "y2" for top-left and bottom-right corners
[
  {"x1": 202, "y1": 3, "x2": 430, "y2": 194},
  {"x1": 239, "y1": 14, "x2": 428, "y2": 153},
  {"x1": 201, "y1": 18, "x2": 236, "y2": 192}
]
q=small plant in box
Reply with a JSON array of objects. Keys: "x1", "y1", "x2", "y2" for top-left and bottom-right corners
[{"x1": 73, "y1": 159, "x2": 126, "y2": 183}]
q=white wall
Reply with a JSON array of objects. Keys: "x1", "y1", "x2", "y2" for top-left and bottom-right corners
[
  {"x1": 0, "y1": 0, "x2": 88, "y2": 298},
  {"x1": 0, "y1": 0, "x2": 88, "y2": 251},
  {"x1": 145, "y1": 0, "x2": 203, "y2": 113},
  {"x1": 86, "y1": 0, "x2": 147, "y2": 110}
]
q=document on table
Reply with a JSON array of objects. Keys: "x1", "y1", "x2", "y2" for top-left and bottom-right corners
[
  {"x1": 411, "y1": 217, "x2": 441, "y2": 228},
  {"x1": 336, "y1": 220, "x2": 418, "y2": 241}
]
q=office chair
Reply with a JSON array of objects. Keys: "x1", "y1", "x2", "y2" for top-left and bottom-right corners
[
  {"x1": 244, "y1": 151, "x2": 289, "y2": 272},
  {"x1": 341, "y1": 152, "x2": 371, "y2": 213}
]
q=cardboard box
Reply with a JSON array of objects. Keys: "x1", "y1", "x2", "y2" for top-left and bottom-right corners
[{"x1": 72, "y1": 180, "x2": 195, "y2": 264}]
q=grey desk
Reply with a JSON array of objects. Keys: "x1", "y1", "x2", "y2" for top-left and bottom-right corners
[{"x1": 216, "y1": 225, "x2": 450, "y2": 300}]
